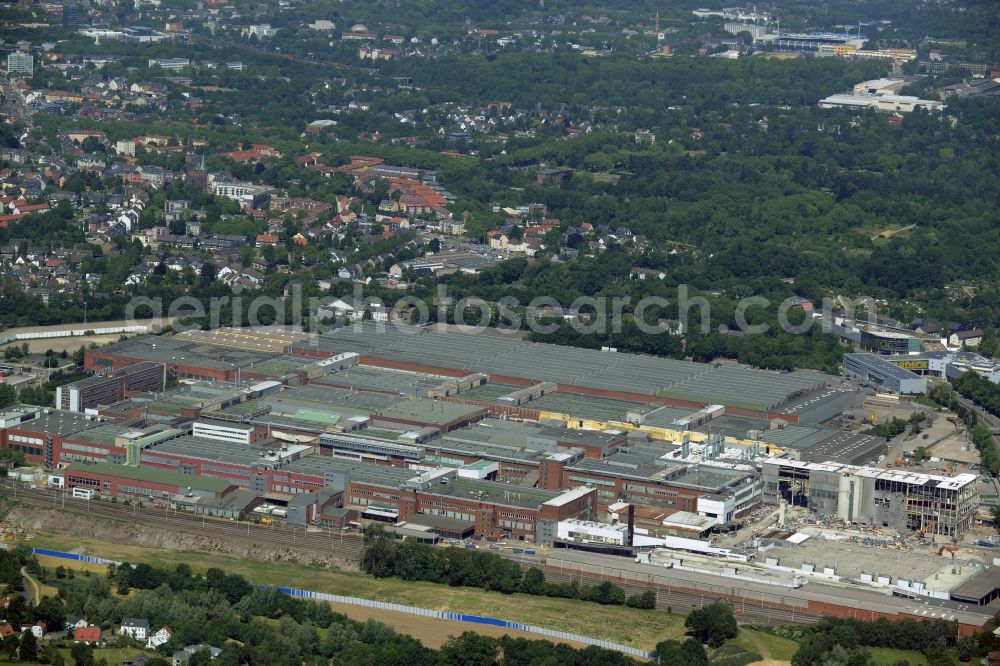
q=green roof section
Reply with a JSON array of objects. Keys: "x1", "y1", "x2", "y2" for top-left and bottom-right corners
[
  {"x1": 64, "y1": 462, "x2": 232, "y2": 493},
  {"x1": 288, "y1": 409, "x2": 341, "y2": 425},
  {"x1": 462, "y1": 459, "x2": 496, "y2": 471}
]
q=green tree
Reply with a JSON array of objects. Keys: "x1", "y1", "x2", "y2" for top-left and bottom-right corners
[
  {"x1": 440, "y1": 632, "x2": 499, "y2": 666},
  {"x1": 587, "y1": 581, "x2": 626, "y2": 605},
  {"x1": 70, "y1": 643, "x2": 94, "y2": 666},
  {"x1": 653, "y1": 639, "x2": 708, "y2": 666},
  {"x1": 520, "y1": 567, "x2": 546, "y2": 595},
  {"x1": 684, "y1": 603, "x2": 738, "y2": 647},
  {"x1": 0, "y1": 384, "x2": 16, "y2": 409},
  {"x1": 626, "y1": 590, "x2": 657, "y2": 609},
  {"x1": 34, "y1": 596, "x2": 66, "y2": 628},
  {"x1": 188, "y1": 648, "x2": 216, "y2": 666},
  {"x1": 991, "y1": 506, "x2": 1000, "y2": 535},
  {"x1": 19, "y1": 630, "x2": 38, "y2": 662}
]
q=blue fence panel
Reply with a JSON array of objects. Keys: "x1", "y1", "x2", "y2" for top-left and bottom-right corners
[
  {"x1": 32, "y1": 548, "x2": 80, "y2": 560},
  {"x1": 458, "y1": 615, "x2": 512, "y2": 628},
  {"x1": 31, "y1": 547, "x2": 120, "y2": 566},
  {"x1": 28, "y1": 547, "x2": 651, "y2": 659}
]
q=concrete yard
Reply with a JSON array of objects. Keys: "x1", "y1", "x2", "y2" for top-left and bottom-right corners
[
  {"x1": 929, "y1": 432, "x2": 979, "y2": 465},
  {"x1": 764, "y1": 534, "x2": 985, "y2": 590}
]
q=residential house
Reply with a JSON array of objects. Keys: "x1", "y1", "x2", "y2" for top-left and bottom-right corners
[
  {"x1": 912, "y1": 318, "x2": 945, "y2": 336},
  {"x1": 630, "y1": 267, "x2": 666, "y2": 281},
  {"x1": 64, "y1": 616, "x2": 89, "y2": 631},
  {"x1": 146, "y1": 626, "x2": 174, "y2": 648},
  {"x1": 788, "y1": 296, "x2": 814, "y2": 312},
  {"x1": 21, "y1": 621, "x2": 46, "y2": 638},
  {"x1": 950, "y1": 329, "x2": 984, "y2": 348},
  {"x1": 488, "y1": 230, "x2": 509, "y2": 250},
  {"x1": 74, "y1": 626, "x2": 102, "y2": 644},
  {"x1": 120, "y1": 618, "x2": 150, "y2": 641},
  {"x1": 317, "y1": 296, "x2": 364, "y2": 322},
  {"x1": 172, "y1": 645, "x2": 221, "y2": 665}
]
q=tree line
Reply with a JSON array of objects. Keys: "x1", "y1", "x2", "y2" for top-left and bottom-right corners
[
  {"x1": 790, "y1": 615, "x2": 962, "y2": 666},
  {"x1": 361, "y1": 526, "x2": 656, "y2": 609},
  {"x1": 10, "y1": 553, "x2": 651, "y2": 666},
  {"x1": 930, "y1": 376, "x2": 1000, "y2": 475}
]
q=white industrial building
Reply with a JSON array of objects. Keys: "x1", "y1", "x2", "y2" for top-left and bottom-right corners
[
  {"x1": 852, "y1": 78, "x2": 910, "y2": 95},
  {"x1": 148, "y1": 58, "x2": 190, "y2": 71},
  {"x1": 192, "y1": 420, "x2": 255, "y2": 445},
  {"x1": 818, "y1": 93, "x2": 944, "y2": 113},
  {"x1": 210, "y1": 179, "x2": 272, "y2": 209}
]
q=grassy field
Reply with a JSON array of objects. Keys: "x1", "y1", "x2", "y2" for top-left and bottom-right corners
[
  {"x1": 732, "y1": 630, "x2": 798, "y2": 662},
  {"x1": 53, "y1": 647, "x2": 160, "y2": 666},
  {"x1": 868, "y1": 647, "x2": 929, "y2": 665},
  {"x1": 27, "y1": 533, "x2": 686, "y2": 651},
  {"x1": 26, "y1": 533, "x2": 800, "y2": 660}
]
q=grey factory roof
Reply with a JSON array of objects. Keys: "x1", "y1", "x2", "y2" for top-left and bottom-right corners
[
  {"x1": 313, "y1": 365, "x2": 448, "y2": 396},
  {"x1": 288, "y1": 323, "x2": 830, "y2": 411},
  {"x1": 654, "y1": 364, "x2": 823, "y2": 411},
  {"x1": 431, "y1": 438, "x2": 561, "y2": 466},
  {"x1": 758, "y1": 425, "x2": 836, "y2": 451},
  {"x1": 949, "y1": 568, "x2": 1000, "y2": 604},
  {"x1": 642, "y1": 405, "x2": 705, "y2": 428},
  {"x1": 241, "y1": 355, "x2": 315, "y2": 377},
  {"x1": 567, "y1": 456, "x2": 753, "y2": 492},
  {"x1": 439, "y1": 418, "x2": 618, "y2": 454},
  {"x1": 214, "y1": 385, "x2": 402, "y2": 431},
  {"x1": 431, "y1": 476, "x2": 560, "y2": 508},
  {"x1": 372, "y1": 399, "x2": 486, "y2": 426},
  {"x1": 752, "y1": 424, "x2": 885, "y2": 465},
  {"x1": 97, "y1": 335, "x2": 274, "y2": 370},
  {"x1": 145, "y1": 436, "x2": 278, "y2": 467},
  {"x1": 69, "y1": 374, "x2": 121, "y2": 389},
  {"x1": 66, "y1": 362, "x2": 161, "y2": 390},
  {"x1": 118, "y1": 361, "x2": 164, "y2": 376},
  {"x1": 845, "y1": 353, "x2": 924, "y2": 381},
  {"x1": 692, "y1": 414, "x2": 772, "y2": 439},
  {"x1": 267, "y1": 385, "x2": 400, "y2": 412},
  {"x1": 799, "y1": 431, "x2": 884, "y2": 465},
  {"x1": 453, "y1": 382, "x2": 526, "y2": 403},
  {"x1": 68, "y1": 421, "x2": 150, "y2": 446},
  {"x1": 528, "y1": 393, "x2": 657, "y2": 422},
  {"x1": 65, "y1": 461, "x2": 232, "y2": 492},
  {"x1": 13, "y1": 410, "x2": 102, "y2": 437},
  {"x1": 659, "y1": 465, "x2": 757, "y2": 492},
  {"x1": 441, "y1": 418, "x2": 559, "y2": 450},
  {"x1": 284, "y1": 455, "x2": 414, "y2": 487},
  {"x1": 114, "y1": 381, "x2": 252, "y2": 416}
]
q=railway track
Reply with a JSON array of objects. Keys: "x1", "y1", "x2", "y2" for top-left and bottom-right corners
[
  {"x1": 0, "y1": 484, "x2": 363, "y2": 560},
  {"x1": 1, "y1": 484, "x2": 819, "y2": 627}
]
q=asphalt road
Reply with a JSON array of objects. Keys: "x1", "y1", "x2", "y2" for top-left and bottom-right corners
[{"x1": 0, "y1": 75, "x2": 31, "y2": 127}]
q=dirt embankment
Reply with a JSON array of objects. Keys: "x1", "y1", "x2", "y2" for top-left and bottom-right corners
[{"x1": 3, "y1": 505, "x2": 358, "y2": 571}]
